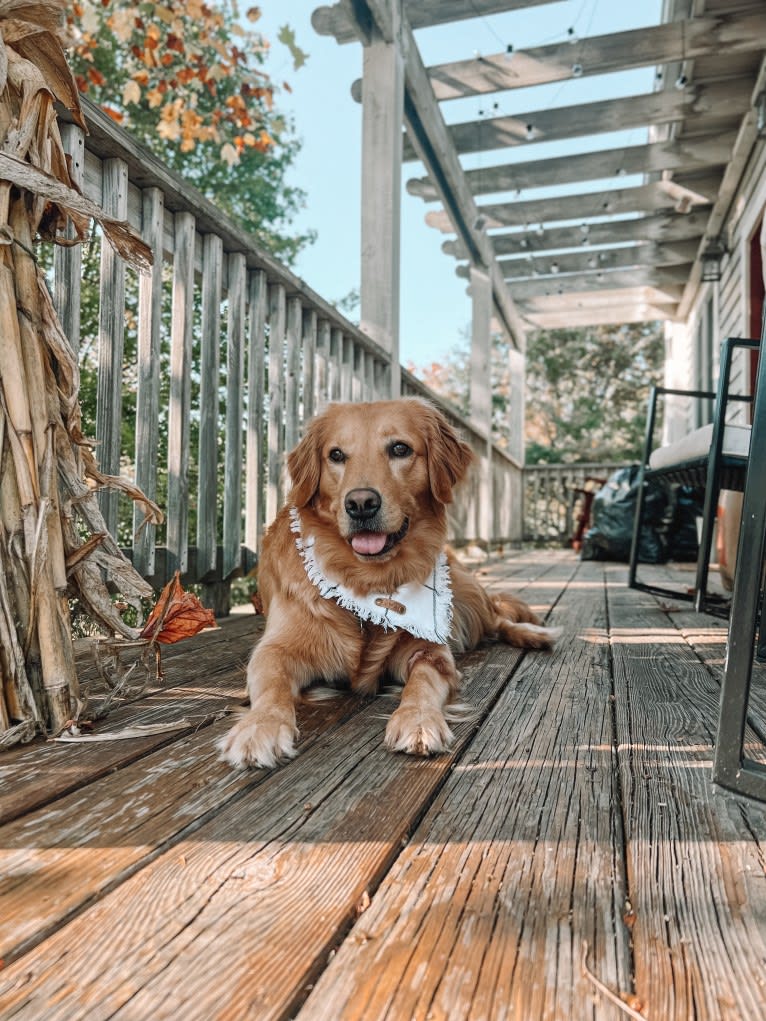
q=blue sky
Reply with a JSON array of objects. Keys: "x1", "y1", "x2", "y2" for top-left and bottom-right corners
[{"x1": 257, "y1": 0, "x2": 663, "y2": 369}]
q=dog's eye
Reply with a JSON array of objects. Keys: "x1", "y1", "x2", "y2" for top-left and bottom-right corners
[
  {"x1": 328, "y1": 447, "x2": 346, "y2": 464},
  {"x1": 389, "y1": 442, "x2": 413, "y2": 459}
]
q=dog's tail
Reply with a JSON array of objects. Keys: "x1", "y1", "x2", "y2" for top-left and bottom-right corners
[
  {"x1": 496, "y1": 619, "x2": 559, "y2": 650},
  {"x1": 491, "y1": 593, "x2": 559, "y2": 650}
]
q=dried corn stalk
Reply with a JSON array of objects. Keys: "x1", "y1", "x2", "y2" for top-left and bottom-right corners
[{"x1": 0, "y1": 0, "x2": 163, "y2": 747}]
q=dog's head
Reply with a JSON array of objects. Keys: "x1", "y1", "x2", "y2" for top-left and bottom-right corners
[{"x1": 287, "y1": 398, "x2": 473, "y2": 565}]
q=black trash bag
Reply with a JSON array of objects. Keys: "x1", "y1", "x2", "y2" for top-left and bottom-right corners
[
  {"x1": 580, "y1": 465, "x2": 668, "y2": 563},
  {"x1": 664, "y1": 484, "x2": 702, "y2": 562}
]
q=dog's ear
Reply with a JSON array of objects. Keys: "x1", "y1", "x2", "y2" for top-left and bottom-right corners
[
  {"x1": 421, "y1": 402, "x2": 474, "y2": 504},
  {"x1": 287, "y1": 415, "x2": 325, "y2": 507}
]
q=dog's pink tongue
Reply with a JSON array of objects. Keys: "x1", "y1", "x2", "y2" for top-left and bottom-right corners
[{"x1": 351, "y1": 531, "x2": 388, "y2": 556}]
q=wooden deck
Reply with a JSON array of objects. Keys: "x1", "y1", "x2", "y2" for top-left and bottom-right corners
[{"x1": 1, "y1": 550, "x2": 766, "y2": 1020}]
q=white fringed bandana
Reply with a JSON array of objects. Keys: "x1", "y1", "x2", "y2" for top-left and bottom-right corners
[{"x1": 290, "y1": 508, "x2": 453, "y2": 644}]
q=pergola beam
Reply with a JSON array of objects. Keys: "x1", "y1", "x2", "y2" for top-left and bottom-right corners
[
  {"x1": 443, "y1": 210, "x2": 710, "y2": 260},
  {"x1": 498, "y1": 239, "x2": 699, "y2": 280},
  {"x1": 488, "y1": 265, "x2": 692, "y2": 300},
  {"x1": 312, "y1": 0, "x2": 562, "y2": 44},
  {"x1": 425, "y1": 175, "x2": 719, "y2": 232},
  {"x1": 402, "y1": 78, "x2": 752, "y2": 162},
  {"x1": 423, "y1": 11, "x2": 766, "y2": 101},
  {"x1": 519, "y1": 303, "x2": 681, "y2": 329},
  {"x1": 408, "y1": 132, "x2": 735, "y2": 201}
]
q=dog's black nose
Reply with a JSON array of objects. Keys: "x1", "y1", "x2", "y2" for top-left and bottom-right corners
[{"x1": 344, "y1": 488, "x2": 382, "y2": 521}]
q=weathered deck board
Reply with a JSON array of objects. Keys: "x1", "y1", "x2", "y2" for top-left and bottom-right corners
[
  {"x1": 293, "y1": 558, "x2": 632, "y2": 1021},
  {"x1": 607, "y1": 563, "x2": 766, "y2": 1021},
  {"x1": 0, "y1": 556, "x2": 575, "y2": 1020},
  {"x1": 1, "y1": 551, "x2": 766, "y2": 1021},
  {"x1": 0, "y1": 614, "x2": 262, "y2": 824}
]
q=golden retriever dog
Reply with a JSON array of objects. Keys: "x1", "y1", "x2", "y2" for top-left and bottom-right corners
[{"x1": 218, "y1": 398, "x2": 556, "y2": 769}]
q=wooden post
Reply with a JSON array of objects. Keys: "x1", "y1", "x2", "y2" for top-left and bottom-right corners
[
  {"x1": 53, "y1": 123, "x2": 84, "y2": 352},
  {"x1": 245, "y1": 269, "x2": 267, "y2": 565},
  {"x1": 166, "y1": 211, "x2": 196, "y2": 576},
  {"x1": 96, "y1": 157, "x2": 128, "y2": 537},
  {"x1": 267, "y1": 283, "x2": 286, "y2": 525},
  {"x1": 197, "y1": 233, "x2": 223, "y2": 580},
  {"x1": 470, "y1": 265, "x2": 492, "y2": 546},
  {"x1": 222, "y1": 252, "x2": 247, "y2": 582},
  {"x1": 360, "y1": 9, "x2": 404, "y2": 397},
  {"x1": 133, "y1": 186, "x2": 164, "y2": 577}
]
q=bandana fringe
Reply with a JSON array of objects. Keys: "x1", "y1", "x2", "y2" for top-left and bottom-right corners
[{"x1": 290, "y1": 507, "x2": 453, "y2": 644}]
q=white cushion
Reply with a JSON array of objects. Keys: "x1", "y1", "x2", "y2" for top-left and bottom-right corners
[{"x1": 649, "y1": 422, "x2": 751, "y2": 471}]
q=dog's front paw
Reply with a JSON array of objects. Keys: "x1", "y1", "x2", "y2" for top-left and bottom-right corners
[
  {"x1": 217, "y1": 706, "x2": 298, "y2": 769},
  {"x1": 385, "y1": 705, "x2": 454, "y2": 757}
]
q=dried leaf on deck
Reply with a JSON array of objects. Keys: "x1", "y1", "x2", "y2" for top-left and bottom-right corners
[{"x1": 140, "y1": 572, "x2": 217, "y2": 645}]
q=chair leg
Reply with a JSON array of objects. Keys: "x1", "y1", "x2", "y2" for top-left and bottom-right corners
[
  {"x1": 628, "y1": 466, "x2": 646, "y2": 589},
  {"x1": 694, "y1": 480, "x2": 719, "y2": 612},
  {"x1": 713, "y1": 338, "x2": 766, "y2": 798}
]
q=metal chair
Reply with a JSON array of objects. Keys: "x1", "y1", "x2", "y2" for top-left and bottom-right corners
[
  {"x1": 628, "y1": 336, "x2": 758, "y2": 614},
  {"x1": 713, "y1": 335, "x2": 766, "y2": 800}
]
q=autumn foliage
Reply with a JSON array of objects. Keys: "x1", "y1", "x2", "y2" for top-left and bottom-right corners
[
  {"x1": 66, "y1": 2, "x2": 313, "y2": 261},
  {"x1": 67, "y1": 2, "x2": 300, "y2": 164}
]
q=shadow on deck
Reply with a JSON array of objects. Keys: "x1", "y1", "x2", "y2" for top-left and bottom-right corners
[{"x1": 1, "y1": 550, "x2": 765, "y2": 1020}]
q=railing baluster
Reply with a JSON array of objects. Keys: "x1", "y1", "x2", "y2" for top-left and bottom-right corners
[
  {"x1": 316, "y1": 319, "x2": 330, "y2": 407},
  {"x1": 53, "y1": 123, "x2": 84, "y2": 353},
  {"x1": 302, "y1": 308, "x2": 317, "y2": 424},
  {"x1": 245, "y1": 269, "x2": 267, "y2": 566},
  {"x1": 267, "y1": 283, "x2": 286, "y2": 524},
  {"x1": 352, "y1": 344, "x2": 363, "y2": 402},
  {"x1": 197, "y1": 234, "x2": 223, "y2": 579},
  {"x1": 340, "y1": 333, "x2": 353, "y2": 401},
  {"x1": 285, "y1": 296, "x2": 302, "y2": 454},
  {"x1": 95, "y1": 157, "x2": 128, "y2": 536},
  {"x1": 166, "y1": 211, "x2": 196, "y2": 576},
  {"x1": 133, "y1": 186, "x2": 164, "y2": 577},
  {"x1": 223, "y1": 252, "x2": 247, "y2": 579},
  {"x1": 329, "y1": 327, "x2": 342, "y2": 401}
]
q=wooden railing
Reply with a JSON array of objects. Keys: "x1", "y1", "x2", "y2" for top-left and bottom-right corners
[
  {"x1": 52, "y1": 100, "x2": 523, "y2": 611},
  {"x1": 523, "y1": 462, "x2": 628, "y2": 546}
]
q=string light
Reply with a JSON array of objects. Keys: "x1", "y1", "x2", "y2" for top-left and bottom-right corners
[
  {"x1": 572, "y1": 63, "x2": 583, "y2": 77},
  {"x1": 525, "y1": 124, "x2": 535, "y2": 140}
]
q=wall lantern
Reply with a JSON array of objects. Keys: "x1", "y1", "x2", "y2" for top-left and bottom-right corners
[{"x1": 701, "y1": 238, "x2": 727, "y2": 283}]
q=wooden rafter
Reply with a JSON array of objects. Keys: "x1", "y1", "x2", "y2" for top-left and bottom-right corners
[
  {"x1": 425, "y1": 176, "x2": 719, "y2": 232},
  {"x1": 311, "y1": 0, "x2": 561, "y2": 44},
  {"x1": 518, "y1": 284, "x2": 685, "y2": 309},
  {"x1": 402, "y1": 78, "x2": 752, "y2": 162},
  {"x1": 408, "y1": 132, "x2": 736, "y2": 200},
  {"x1": 442, "y1": 210, "x2": 710, "y2": 260},
  {"x1": 519, "y1": 302, "x2": 681, "y2": 328},
  {"x1": 423, "y1": 10, "x2": 766, "y2": 101},
  {"x1": 487, "y1": 265, "x2": 692, "y2": 299},
  {"x1": 497, "y1": 239, "x2": 699, "y2": 280}
]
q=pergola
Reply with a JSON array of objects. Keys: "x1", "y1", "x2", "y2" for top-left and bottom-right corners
[{"x1": 312, "y1": 0, "x2": 766, "y2": 440}]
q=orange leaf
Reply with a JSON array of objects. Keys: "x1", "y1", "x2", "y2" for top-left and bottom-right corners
[{"x1": 140, "y1": 572, "x2": 217, "y2": 644}]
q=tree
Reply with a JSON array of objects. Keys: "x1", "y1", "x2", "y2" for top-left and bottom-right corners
[
  {"x1": 524, "y1": 322, "x2": 664, "y2": 463},
  {"x1": 408, "y1": 320, "x2": 665, "y2": 463},
  {"x1": 66, "y1": 1, "x2": 314, "y2": 263}
]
